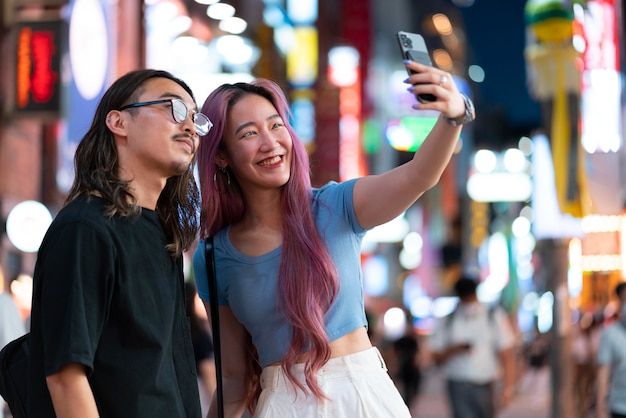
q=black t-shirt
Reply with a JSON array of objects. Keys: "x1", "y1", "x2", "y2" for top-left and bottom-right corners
[{"x1": 27, "y1": 195, "x2": 201, "y2": 418}]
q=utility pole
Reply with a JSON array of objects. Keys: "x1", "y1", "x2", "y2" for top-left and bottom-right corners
[{"x1": 540, "y1": 238, "x2": 573, "y2": 418}]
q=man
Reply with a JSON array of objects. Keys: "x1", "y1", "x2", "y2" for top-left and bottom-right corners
[
  {"x1": 596, "y1": 282, "x2": 626, "y2": 418},
  {"x1": 27, "y1": 69, "x2": 212, "y2": 418},
  {"x1": 429, "y1": 276, "x2": 516, "y2": 418}
]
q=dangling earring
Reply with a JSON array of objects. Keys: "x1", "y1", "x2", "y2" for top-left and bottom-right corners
[
  {"x1": 214, "y1": 166, "x2": 231, "y2": 186},
  {"x1": 220, "y1": 166, "x2": 231, "y2": 185}
]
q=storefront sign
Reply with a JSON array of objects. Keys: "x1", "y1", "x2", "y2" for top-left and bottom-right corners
[
  {"x1": 14, "y1": 0, "x2": 66, "y2": 4},
  {"x1": 14, "y1": 20, "x2": 64, "y2": 115}
]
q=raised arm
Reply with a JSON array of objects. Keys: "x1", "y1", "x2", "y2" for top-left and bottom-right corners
[
  {"x1": 353, "y1": 61, "x2": 470, "y2": 229},
  {"x1": 203, "y1": 302, "x2": 249, "y2": 418}
]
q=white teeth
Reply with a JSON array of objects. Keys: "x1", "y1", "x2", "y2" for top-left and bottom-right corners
[{"x1": 259, "y1": 156, "x2": 281, "y2": 166}]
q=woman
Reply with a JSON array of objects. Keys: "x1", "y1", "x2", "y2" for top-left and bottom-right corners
[{"x1": 193, "y1": 60, "x2": 473, "y2": 417}]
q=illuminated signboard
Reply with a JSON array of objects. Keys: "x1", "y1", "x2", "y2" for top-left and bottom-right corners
[
  {"x1": 385, "y1": 116, "x2": 439, "y2": 152},
  {"x1": 286, "y1": 26, "x2": 318, "y2": 87},
  {"x1": 579, "y1": 0, "x2": 621, "y2": 153},
  {"x1": 14, "y1": 20, "x2": 65, "y2": 115},
  {"x1": 14, "y1": 0, "x2": 67, "y2": 4}
]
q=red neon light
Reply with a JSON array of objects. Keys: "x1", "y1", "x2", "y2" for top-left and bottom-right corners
[
  {"x1": 30, "y1": 31, "x2": 57, "y2": 103},
  {"x1": 339, "y1": 78, "x2": 364, "y2": 181},
  {"x1": 16, "y1": 28, "x2": 32, "y2": 108},
  {"x1": 15, "y1": 25, "x2": 59, "y2": 109},
  {"x1": 582, "y1": 0, "x2": 618, "y2": 71}
]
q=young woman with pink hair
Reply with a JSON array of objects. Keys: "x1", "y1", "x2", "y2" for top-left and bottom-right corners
[{"x1": 192, "y1": 60, "x2": 474, "y2": 417}]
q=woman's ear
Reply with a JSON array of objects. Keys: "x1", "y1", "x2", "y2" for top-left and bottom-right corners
[{"x1": 215, "y1": 152, "x2": 228, "y2": 169}]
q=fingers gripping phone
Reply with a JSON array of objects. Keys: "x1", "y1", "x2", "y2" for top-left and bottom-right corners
[{"x1": 396, "y1": 31, "x2": 436, "y2": 103}]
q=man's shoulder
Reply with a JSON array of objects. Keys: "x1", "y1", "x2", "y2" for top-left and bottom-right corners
[
  {"x1": 446, "y1": 303, "x2": 495, "y2": 321},
  {"x1": 597, "y1": 323, "x2": 626, "y2": 363},
  {"x1": 57, "y1": 194, "x2": 105, "y2": 219},
  {"x1": 604, "y1": 322, "x2": 626, "y2": 339},
  {"x1": 42, "y1": 196, "x2": 113, "y2": 247}
]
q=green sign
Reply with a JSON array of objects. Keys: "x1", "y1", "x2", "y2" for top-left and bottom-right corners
[{"x1": 386, "y1": 116, "x2": 438, "y2": 152}]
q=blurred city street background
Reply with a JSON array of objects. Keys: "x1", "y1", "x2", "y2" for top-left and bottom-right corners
[
  {"x1": 2, "y1": 0, "x2": 626, "y2": 417},
  {"x1": 411, "y1": 366, "x2": 551, "y2": 418}
]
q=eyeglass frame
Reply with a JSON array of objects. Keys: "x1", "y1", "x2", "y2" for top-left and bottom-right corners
[{"x1": 118, "y1": 98, "x2": 213, "y2": 136}]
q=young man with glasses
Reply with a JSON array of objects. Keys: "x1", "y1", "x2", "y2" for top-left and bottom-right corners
[{"x1": 27, "y1": 69, "x2": 211, "y2": 418}]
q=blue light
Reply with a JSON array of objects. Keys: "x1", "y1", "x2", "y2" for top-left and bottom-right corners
[{"x1": 363, "y1": 255, "x2": 389, "y2": 297}]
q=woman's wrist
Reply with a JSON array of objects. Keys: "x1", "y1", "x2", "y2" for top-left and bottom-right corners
[{"x1": 442, "y1": 93, "x2": 475, "y2": 126}]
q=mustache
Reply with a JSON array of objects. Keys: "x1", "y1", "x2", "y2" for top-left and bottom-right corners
[{"x1": 173, "y1": 133, "x2": 197, "y2": 152}]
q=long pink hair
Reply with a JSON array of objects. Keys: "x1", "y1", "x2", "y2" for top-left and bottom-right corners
[{"x1": 197, "y1": 79, "x2": 339, "y2": 412}]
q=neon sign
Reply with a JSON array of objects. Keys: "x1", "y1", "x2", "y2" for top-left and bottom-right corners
[{"x1": 14, "y1": 21, "x2": 63, "y2": 114}]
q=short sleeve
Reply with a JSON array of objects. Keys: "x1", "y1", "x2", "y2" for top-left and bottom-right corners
[
  {"x1": 428, "y1": 317, "x2": 449, "y2": 353},
  {"x1": 494, "y1": 308, "x2": 516, "y2": 350},
  {"x1": 37, "y1": 221, "x2": 116, "y2": 375},
  {"x1": 313, "y1": 179, "x2": 367, "y2": 235},
  {"x1": 192, "y1": 241, "x2": 209, "y2": 301}
]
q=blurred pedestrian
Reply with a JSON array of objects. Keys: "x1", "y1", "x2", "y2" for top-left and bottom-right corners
[
  {"x1": 391, "y1": 333, "x2": 422, "y2": 409},
  {"x1": 192, "y1": 61, "x2": 474, "y2": 418},
  {"x1": 185, "y1": 281, "x2": 217, "y2": 416},
  {"x1": 596, "y1": 282, "x2": 626, "y2": 418},
  {"x1": 6, "y1": 273, "x2": 33, "y2": 328},
  {"x1": 429, "y1": 276, "x2": 516, "y2": 418},
  {"x1": 526, "y1": 330, "x2": 549, "y2": 371},
  {"x1": 27, "y1": 69, "x2": 210, "y2": 418},
  {"x1": 0, "y1": 271, "x2": 27, "y2": 418},
  {"x1": 572, "y1": 311, "x2": 601, "y2": 418}
]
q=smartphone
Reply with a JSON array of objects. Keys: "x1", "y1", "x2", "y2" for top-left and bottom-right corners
[{"x1": 396, "y1": 31, "x2": 436, "y2": 103}]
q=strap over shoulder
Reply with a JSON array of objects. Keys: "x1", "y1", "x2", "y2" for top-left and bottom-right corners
[{"x1": 204, "y1": 237, "x2": 224, "y2": 418}]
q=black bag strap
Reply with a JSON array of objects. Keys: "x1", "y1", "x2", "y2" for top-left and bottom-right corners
[{"x1": 204, "y1": 237, "x2": 224, "y2": 418}]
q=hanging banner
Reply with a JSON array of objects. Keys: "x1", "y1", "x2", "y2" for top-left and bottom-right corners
[
  {"x1": 524, "y1": 0, "x2": 590, "y2": 218},
  {"x1": 578, "y1": 0, "x2": 623, "y2": 214},
  {"x1": 580, "y1": 0, "x2": 621, "y2": 154},
  {"x1": 56, "y1": 0, "x2": 113, "y2": 192}
]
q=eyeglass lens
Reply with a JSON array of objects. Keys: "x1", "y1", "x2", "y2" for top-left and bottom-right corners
[
  {"x1": 172, "y1": 99, "x2": 187, "y2": 124},
  {"x1": 172, "y1": 99, "x2": 212, "y2": 136}
]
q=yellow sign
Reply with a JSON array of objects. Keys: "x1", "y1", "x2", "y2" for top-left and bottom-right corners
[{"x1": 286, "y1": 26, "x2": 318, "y2": 86}]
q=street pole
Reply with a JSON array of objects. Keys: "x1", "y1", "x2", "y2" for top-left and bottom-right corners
[{"x1": 541, "y1": 238, "x2": 573, "y2": 418}]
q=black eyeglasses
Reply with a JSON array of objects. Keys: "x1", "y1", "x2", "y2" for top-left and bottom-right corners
[{"x1": 119, "y1": 98, "x2": 213, "y2": 136}]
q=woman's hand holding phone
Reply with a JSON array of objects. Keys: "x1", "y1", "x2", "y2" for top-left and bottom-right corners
[
  {"x1": 402, "y1": 61, "x2": 466, "y2": 120},
  {"x1": 397, "y1": 31, "x2": 475, "y2": 126},
  {"x1": 396, "y1": 31, "x2": 436, "y2": 103}
]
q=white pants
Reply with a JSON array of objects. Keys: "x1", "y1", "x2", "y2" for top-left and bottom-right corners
[{"x1": 254, "y1": 347, "x2": 411, "y2": 418}]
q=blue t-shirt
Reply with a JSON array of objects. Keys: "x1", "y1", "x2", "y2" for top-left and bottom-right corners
[
  {"x1": 193, "y1": 179, "x2": 368, "y2": 367},
  {"x1": 597, "y1": 322, "x2": 626, "y2": 414}
]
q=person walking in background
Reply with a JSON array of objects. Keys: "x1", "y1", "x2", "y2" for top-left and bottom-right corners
[
  {"x1": 192, "y1": 59, "x2": 474, "y2": 418},
  {"x1": 27, "y1": 69, "x2": 211, "y2": 418},
  {"x1": 185, "y1": 281, "x2": 217, "y2": 416},
  {"x1": 596, "y1": 282, "x2": 626, "y2": 418},
  {"x1": 572, "y1": 311, "x2": 602, "y2": 418},
  {"x1": 0, "y1": 271, "x2": 27, "y2": 418},
  {"x1": 391, "y1": 332, "x2": 422, "y2": 409},
  {"x1": 429, "y1": 276, "x2": 516, "y2": 418}
]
